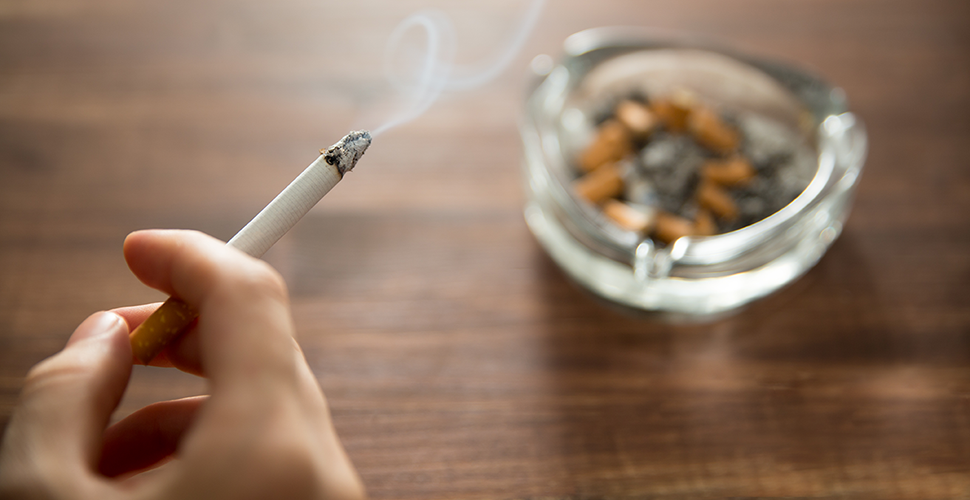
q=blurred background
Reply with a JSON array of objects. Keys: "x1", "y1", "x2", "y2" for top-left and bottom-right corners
[{"x1": 1, "y1": 0, "x2": 968, "y2": 498}]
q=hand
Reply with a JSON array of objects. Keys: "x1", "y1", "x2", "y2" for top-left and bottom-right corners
[{"x1": 0, "y1": 230, "x2": 365, "y2": 500}]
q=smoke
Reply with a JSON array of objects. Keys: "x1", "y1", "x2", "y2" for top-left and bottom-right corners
[{"x1": 365, "y1": 0, "x2": 546, "y2": 138}]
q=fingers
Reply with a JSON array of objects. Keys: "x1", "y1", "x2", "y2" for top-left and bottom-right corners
[
  {"x1": 113, "y1": 303, "x2": 175, "y2": 368},
  {"x1": 98, "y1": 396, "x2": 207, "y2": 478},
  {"x1": 123, "y1": 230, "x2": 299, "y2": 394},
  {"x1": 3, "y1": 312, "x2": 132, "y2": 471},
  {"x1": 119, "y1": 230, "x2": 364, "y2": 500},
  {"x1": 112, "y1": 303, "x2": 204, "y2": 375},
  {"x1": 111, "y1": 303, "x2": 161, "y2": 332}
]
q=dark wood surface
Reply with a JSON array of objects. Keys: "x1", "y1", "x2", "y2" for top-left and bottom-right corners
[{"x1": 2, "y1": 0, "x2": 969, "y2": 498}]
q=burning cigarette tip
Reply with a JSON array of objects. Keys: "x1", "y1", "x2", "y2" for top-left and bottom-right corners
[{"x1": 322, "y1": 130, "x2": 372, "y2": 176}]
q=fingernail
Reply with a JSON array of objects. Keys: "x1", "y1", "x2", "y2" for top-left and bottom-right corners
[{"x1": 66, "y1": 311, "x2": 129, "y2": 348}]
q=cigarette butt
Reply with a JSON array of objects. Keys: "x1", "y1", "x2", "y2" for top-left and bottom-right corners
[
  {"x1": 573, "y1": 162, "x2": 624, "y2": 204},
  {"x1": 651, "y1": 89, "x2": 696, "y2": 133},
  {"x1": 579, "y1": 119, "x2": 632, "y2": 172},
  {"x1": 129, "y1": 297, "x2": 198, "y2": 365},
  {"x1": 694, "y1": 209, "x2": 717, "y2": 236},
  {"x1": 701, "y1": 157, "x2": 756, "y2": 186},
  {"x1": 652, "y1": 211, "x2": 695, "y2": 244},
  {"x1": 615, "y1": 100, "x2": 658, "y2": 138},
  {"x1": 697, "y1": 180, "x2": 739, "y2": 221},
  {"x1": 602, "y1": 199, "x2": 655, "y2": 233},
  {"x1": 689, "y1": 107, "x2": 739, "y2": 154}
]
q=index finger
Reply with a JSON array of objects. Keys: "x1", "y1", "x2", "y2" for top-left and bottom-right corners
[{"x1": 123, "y1": 230, "x2": 301, "y2": 394}]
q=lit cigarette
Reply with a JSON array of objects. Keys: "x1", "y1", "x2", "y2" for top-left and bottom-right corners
[{"x1": 129, "y1": 130, "x2": 372, "y2": 365}]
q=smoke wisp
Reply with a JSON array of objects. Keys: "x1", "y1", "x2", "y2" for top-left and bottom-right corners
[{"x1": 366, "y1": 0, "x2": 545, "y2": 137}]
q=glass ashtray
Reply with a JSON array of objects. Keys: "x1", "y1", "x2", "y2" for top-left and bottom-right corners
[{"x1": 520, "y1": 27, "x2": 867, "y2": 317}]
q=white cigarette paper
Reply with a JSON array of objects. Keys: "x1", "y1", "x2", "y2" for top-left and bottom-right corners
[
  {"x1": 128, "y1": 130, "x2": 371, "y2": 365},
  {"x1": 228, "y1": 130, "x2": 372, "y2": 257}
]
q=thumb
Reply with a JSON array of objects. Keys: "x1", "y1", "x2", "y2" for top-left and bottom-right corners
[{"x1": 3, "y1": 312, "x2": 133, "y2": 474}]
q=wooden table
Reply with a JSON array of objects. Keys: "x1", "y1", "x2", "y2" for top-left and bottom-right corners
[{"x1": 2, "y1": 0, "x2": 968, "y2": 498}]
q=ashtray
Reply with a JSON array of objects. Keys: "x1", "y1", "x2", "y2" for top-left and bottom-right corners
[{"x1": 520, "y1": 27, "x2": 867, "y2": 317}]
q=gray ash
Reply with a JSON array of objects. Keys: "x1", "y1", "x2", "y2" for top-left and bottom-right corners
[
  {"x1": 637, "y1": 112, "x2": 810, "y2": 234},
  {"x1": 636, "y1": 134, "x2": 707, "y2": 213},
  {"x1": 322, "y1": 130, "x2": 372, "y2": 177}
]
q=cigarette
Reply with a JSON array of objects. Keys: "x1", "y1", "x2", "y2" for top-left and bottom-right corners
[
  {"x1": 701, "y1": 157, "x2": 755, "y2": 186},
  {"x1": 602, "y1": 199, "x2": 656, "y2": 234},
  {"x1": 693, "y1": 209, "x2": 717, "y2": 236},
  {"x1": 688, "y1": 107, "x2": 740, "y2": 154},
  {"x1": 573, "y1": 161, "x2": 624, "y2": 204},
  {"x1": 651, "y1": 211, "x2": 694, "y2": 245},
  {"x1": 651, "y1": 89, "x2": 695, "y2": 134},
  {"x1": 578, "y1": 119, "x2": 632, "y2": 173},
  {"x1": 696, "y1": 179, "x2": 739, "y2": 221},
  {"x1": 614, "y1": 100, "x2": 658, "y2": 138},
  {"x1": 129, "y1": 130, "x2": 372, "y2": 365}
]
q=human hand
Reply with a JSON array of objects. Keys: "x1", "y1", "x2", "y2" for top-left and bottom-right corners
[{"x1": 0, "y1": 230, "x2": 365, "y2": 500}]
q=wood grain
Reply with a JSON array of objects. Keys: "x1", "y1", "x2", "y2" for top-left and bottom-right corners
[{"x1": 2, "y1": 0, "x2": 969, "y2": 498}]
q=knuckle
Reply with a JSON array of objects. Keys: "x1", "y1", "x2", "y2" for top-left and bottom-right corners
[
  {"x1": 178, "y1": 234, "x2": 290, "y2": 305},
  {"x1": 254, "y1": 262, "x2": 289, "y2": 299},
  {"x1": 255, "y1": 423, "x2": 365, "y2": 500},
  {"x1": 0, "y1": 473, "x2": 51, "y2": 500},
  {"x1": 0, "y1": 453, "x2": 84, "y2": 500},
  {"x1": 257, "y1": 435, "x2": 323, "y2": 495},
  {"x1": 21, "y1": 357, "x2": 87, "y2": 399},
  {"x1": 231, "y1": 261, "x2": 289, "y2": 303}
]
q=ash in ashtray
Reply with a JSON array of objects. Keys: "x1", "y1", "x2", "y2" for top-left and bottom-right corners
[{"x1": 571, "y1": 89, "x2": 816, "y2": 244}]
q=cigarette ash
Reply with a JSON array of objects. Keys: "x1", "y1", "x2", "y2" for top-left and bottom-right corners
[
  {"x1": 322, "y1": 130, "x2": 372, "y2": 176},
  {"x1": 570, "y1": 89, "x2": 815, "y2": 245}
]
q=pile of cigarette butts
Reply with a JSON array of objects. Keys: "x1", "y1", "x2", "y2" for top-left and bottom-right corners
[{"x1": 572, "y1": 88, "x2": 811, "y2": 245}]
